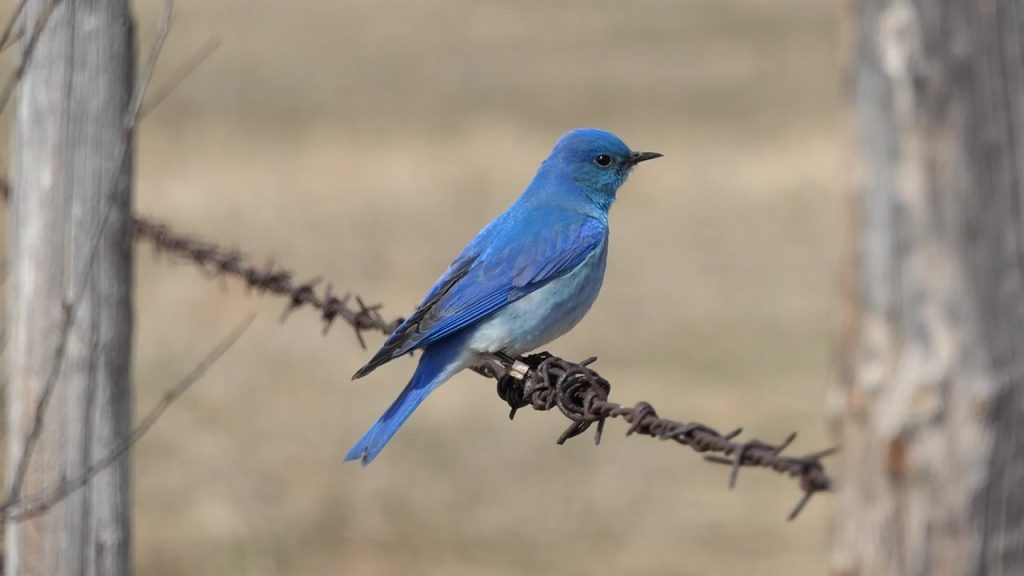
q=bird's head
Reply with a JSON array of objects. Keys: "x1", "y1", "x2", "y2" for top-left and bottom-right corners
[{"x1": 539, "y1": 128, "x2": 661, "y2": 211}]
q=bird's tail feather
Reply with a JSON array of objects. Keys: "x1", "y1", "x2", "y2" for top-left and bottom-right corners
[{"x1": 345, "y1": 339, "x2": 464, "y2": 465}]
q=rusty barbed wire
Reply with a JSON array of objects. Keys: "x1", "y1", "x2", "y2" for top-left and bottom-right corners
[
  {"x1": 490, "y1": 353, "x2": 835, "y2": 520},
  {"x1": 0, "y1": 183, "x2": 837, "y2": 517},
  {"x1": 132, "y1": 216, "x2": 403, "y2": 347},
  {"x1": 129, "y1": 213, "x2": 836, "y2": 519}
]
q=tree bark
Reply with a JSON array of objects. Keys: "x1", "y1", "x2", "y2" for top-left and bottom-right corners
[
  {"x1": 5, "y1": 1, "x2": 135, "y2": 575},
  {"x1": 834, "y1": 0, "x2": 1024, "y2": 575}
]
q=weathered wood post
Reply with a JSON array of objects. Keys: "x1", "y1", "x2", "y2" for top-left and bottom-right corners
[
  {"x1": 833, "y1": 1, "x2": 1024, "y2": 574},
  {"x1": 6, "y1": 1, "x2": 135, "y2": 575}
]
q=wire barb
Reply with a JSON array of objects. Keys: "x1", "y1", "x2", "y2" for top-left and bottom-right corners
[
  {"x1": 493, "y1": 353, "x2": 834, "y2": 519},
  {"x1": 132, "y1": 216, "x2": 402, "y2": 346}
]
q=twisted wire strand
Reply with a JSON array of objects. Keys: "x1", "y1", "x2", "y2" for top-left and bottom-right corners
[
  {"x1": 133, "y1": 216, "x2": 403, "y2": 346},
  {"x1": 492, "y1": 353, "x2": 833, "y2": 519},
  {"x1": 133, "y1": 214, "x2": 834, "y2": 519}
]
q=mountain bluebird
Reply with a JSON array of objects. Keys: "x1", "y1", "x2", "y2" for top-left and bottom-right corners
[{"x1": 346, "y1": 128, "x2": 661, "y2": 464}]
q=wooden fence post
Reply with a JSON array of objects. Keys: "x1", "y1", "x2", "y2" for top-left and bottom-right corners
[
  {"x1": 6, "y1": 0, "x2": 135, "y2": 574},
  {"x1": 833, "y1": 1, "x2": 1024, "y2": 574}
]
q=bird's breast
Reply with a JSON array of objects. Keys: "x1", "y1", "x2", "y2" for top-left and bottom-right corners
[{"x1": 466, "y1": 241, "x2": 608, "y2": 356}]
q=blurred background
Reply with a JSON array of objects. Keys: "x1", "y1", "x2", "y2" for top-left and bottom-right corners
[{"x1": 7, "y1": 0, "x2": 842, "y2": 574}]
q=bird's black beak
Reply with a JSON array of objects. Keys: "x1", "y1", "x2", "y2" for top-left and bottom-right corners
[{"x1": 627, "y1": 151, "x2": 663, "y2": 166}]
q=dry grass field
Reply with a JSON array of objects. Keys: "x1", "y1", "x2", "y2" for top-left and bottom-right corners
[{"x1": 6, "y1": 0, "x2": 842, "y2": 574}]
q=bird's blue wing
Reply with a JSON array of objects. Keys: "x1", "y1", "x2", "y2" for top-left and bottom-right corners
[{"x1": 353, "y1": 216, "x2": 605, "y2": 378}]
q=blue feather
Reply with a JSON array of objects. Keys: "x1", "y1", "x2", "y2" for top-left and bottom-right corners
[
  {"x1": 346, "y1": 128, "x2": 661, "y2": 462},
  {"x1": 345, "y1": 335, "x2": 466, "y2": 465},
  {"x1": 352, "y1": 216, "x2": 606, "y2": 378}
]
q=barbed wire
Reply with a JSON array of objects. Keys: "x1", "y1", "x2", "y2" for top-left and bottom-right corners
[
  {"x1": 0, "y1": 178, "x2": 836, "y2": 518},
  {"x1": 489, "y1": 353, "x2": 834, "y2": 519},
  {"x1": 131, "y1": 213, "x2": 836, "y2": 519},
  {"x1": 133, "y1": 216, "x2": 403, "y2": 347}
]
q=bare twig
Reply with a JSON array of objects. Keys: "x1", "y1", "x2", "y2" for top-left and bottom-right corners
[
  {"x1": 0, "y1": 0, "x2": 29, "y2": 53},
  {"x1": 1, "y1": 313, "x2": 255, "y2": 521},
  {"x1": 0, "y1": 2, "x2": 220, "y2": 505},
  {"x1": 1, "y1": 0, "x2": 64, "y2": 504},
  {"x1": 0, "y1": 0, "x2": 61, "y2": 115},
  {"x1": 5, "y1": 0, "x2": 174, "y2": 514},
  {"x1": 6, "y1": 303, "x2": 73, "y2": 503},
  {"x1": 138, "y1": 35, "x2": 221, "y2": 119},
  {"x1": 0, "y1": 27, "x2": 23, "y2": 54},
  {"x1": 69, "y1": 0, "x2": 174, "y2": 282},
  {"x1": 126, "y1": 0, "x2": 174, "y2": 125}
]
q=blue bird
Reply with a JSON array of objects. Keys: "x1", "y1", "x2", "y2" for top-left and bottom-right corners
[{"x1": 346, "y1": 128, "x2": 661, "y2": 464}]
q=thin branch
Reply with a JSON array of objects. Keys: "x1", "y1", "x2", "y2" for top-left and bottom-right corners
[
  {"x1": 65, "y1": 0, "x2": 175, "y2": 289},
  {"x1": 0, "y1": 0, "x2": 62, "y2": 116},
  {"x1": 7, "y1": 304, "x2": 73, "y2": 503},
  {"x1": 1, "y1": 313, "x2": 256, "y2": 522},
  {"x1": 0, "y1": 0, "x2": 29, "y2": 54},
  {"x1": 73, "y1": 0, "x2": 177, "y2": 329},
  {"x1": 126, "y1": 0, "x2": 174, "y2": 126},
  {"x1": 0, "y1": 27, "x2": 23, "y2": 54},
  {"x1": 138, "y1": 35, "x2": 221, "y2": 119},
  {"x1": 0, "y1": 8, "x2": 220, "y2": 500},
  {"x1": 5, "y1": 0, "x2": 175, "y2": 513}
]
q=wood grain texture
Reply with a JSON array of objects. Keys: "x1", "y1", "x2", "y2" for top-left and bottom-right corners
[
  {"x1": 5, "y1": 0, "x2": 135, "y2": 575},
  {"x1": 834, "y1": 1, "x2": 1024, "y2": 574}
]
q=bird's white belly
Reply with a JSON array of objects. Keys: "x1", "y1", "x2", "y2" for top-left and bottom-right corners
[{"x1": 466, "y1": 244, "x2": 607, "y2": 356}]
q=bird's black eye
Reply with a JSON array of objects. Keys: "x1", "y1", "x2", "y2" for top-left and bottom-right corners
[{"x1": 594, "y1": 154, "x2": 613, "y2": 168}]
